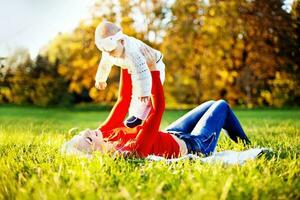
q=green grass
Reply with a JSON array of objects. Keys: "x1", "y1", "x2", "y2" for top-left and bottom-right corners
[{"x1": 0, "y1": 105, "x2": 299, "y2": 199}]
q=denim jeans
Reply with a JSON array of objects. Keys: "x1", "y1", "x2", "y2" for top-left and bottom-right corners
[{"x1": 165, "y1": 100, "x2": 250, "y2": 156}]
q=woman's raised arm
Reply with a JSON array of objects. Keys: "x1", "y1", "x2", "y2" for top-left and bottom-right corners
[
  {"x1": 121, "y1": 71, "x2": 165, "y2": 157},
  {"x1": 99, "y1": 69, "x2": 132, "y2": 132}
]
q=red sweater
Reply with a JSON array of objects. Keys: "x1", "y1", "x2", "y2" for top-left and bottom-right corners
[{"x1": 99, "y1": 69, "x2": 180, "y2": 158}]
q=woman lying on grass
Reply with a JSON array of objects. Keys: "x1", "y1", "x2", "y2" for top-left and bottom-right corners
[{"x1": 62, "y1": 49, "x2": 251, "y2": 158}]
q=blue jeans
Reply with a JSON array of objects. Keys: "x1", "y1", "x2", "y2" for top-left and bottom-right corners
[{"x1": 165, "y1": 100, "x2": 250, "y2": 156}]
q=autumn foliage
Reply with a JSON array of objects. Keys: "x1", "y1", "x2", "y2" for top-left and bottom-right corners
[{"x1": 0, "y1": 0, "x2": 299, "y2": 107}]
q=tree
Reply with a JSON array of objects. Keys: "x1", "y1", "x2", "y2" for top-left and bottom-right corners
[{"x1": 162, "y1": 0, "x2": 300, "y2": 107}]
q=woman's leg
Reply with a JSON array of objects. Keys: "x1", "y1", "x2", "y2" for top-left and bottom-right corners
[
  {"x1": 189, "y1": 100, "x2": 250, "y2": 156},
  {"x1": 165, "y1": 100, "x2": 215, "y2": 133},
  {"x1": 222, "y1": 106, "x2": 251, "y2": 144}
]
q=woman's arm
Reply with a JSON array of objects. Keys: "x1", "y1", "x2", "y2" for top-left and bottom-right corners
[
  {"x1": 99, "y1": 69, "x2": 132, "y2": 132},
  {"x1": 121, "y1": 71, "x2": 165, "y2": 157}
]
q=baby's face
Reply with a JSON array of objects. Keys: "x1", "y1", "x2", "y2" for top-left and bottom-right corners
[{"x1": 108, "y1": 40, "x2": 124, "y2": 57}]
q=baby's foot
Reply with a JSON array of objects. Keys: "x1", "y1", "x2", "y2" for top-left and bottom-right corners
[{"x1": 125, "y1": 116, "x2": 143, "y2": 128}]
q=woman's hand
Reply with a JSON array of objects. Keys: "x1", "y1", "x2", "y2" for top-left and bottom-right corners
[{"x1": 140, "y1": 45, "x2": 157, "y2": 71}]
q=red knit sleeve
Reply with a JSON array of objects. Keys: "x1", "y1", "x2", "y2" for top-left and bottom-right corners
[
  {"x1": 121, "y1": 71, "x2": 165, "y2": 157},
  {"x1": 99, "y1": 69, "x2": 132, "y2": 132}
]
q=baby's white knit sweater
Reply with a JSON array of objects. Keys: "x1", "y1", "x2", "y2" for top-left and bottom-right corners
[{"x1": 95, "y1": 35, "x2": 162, "y2": 97}]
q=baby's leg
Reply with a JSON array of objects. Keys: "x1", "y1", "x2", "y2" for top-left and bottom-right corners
[
  {"x1": 127, "y1": 61, "x2": 165, "y2": 123},
  {"x1": 128, "y1": 96, "x2": 151, "y2": 120}
]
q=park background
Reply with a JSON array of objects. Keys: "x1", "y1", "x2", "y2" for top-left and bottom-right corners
[
  {"x1": 0, "y1": 0, "x2": 299, "y2": 108},
  {"x1": 0, "y1": 1, "x2": 300, "y2": 199}
]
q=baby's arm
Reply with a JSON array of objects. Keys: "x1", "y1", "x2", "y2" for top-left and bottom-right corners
[
  {"x1": 128, "y1": 51, "x2": 152, "y2": 102},
  {"x1": 95, "y1": 54, "x2": 113, "y2": 90}
]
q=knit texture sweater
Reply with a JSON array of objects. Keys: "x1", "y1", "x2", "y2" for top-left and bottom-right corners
[
  {"x1": 99, "y1": 69, "x2": 180, "y2": 158},
  {"x1": 95, "y1": 35, "x2": 162, "y2": 97}
]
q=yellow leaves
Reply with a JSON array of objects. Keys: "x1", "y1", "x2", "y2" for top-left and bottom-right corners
[
  {"x1": 234, "y1": 59, "x2": 241, "y2": 68},
  {"x1": 82, "y1": 76, "x2": 92, "y2": 88},
  {"x1": 72, "y1": 59, "x2": 86, "y2": 69},
  {"x1": 216, "y1": 49, "x2": 224, "y2": 57},
  {"x1": 267, "y1": 71, "x2": 297, "y2": 107},
  {"x1": 255, "y1": 71, "x2": 298, "y2": 107},
  {"x1": 89, "y1": 83, "x2": 118, "y2": 103},
  {"x1": 203, "y1": 24, "x2": 218, "y2": 34},
  {"x1": 45, "y1": 33, "x2": 72, "y2": 63},
  {"x1": 41, "y1": 18, "x2": 106, "y2": 102},
  {"x1": 208, "y1": 8, "x2": 216, "y2": 17},
  {"x1": 218, "y1": 69, "x2": 237, "y2": 84},
  {"x1": 69, "y1": 82, "x2": 82, "y2": 94},
  {"x1": 69, "y1": 42, "x2": 82, "y2": 52},
  {"x1": 188, "y1": 5, "x2": 197, "y2": 14},
  {"x1": 233, "y1": 48, "x2": 242, "y2": 58},
  {"x1": 0, "y1": 87, "x2": 13, "y2": 102},
  {"x1": 23, "y1": 0, "x2": 297, "y2": 107},
  {"x1": 231, "y1": 71, "x2": 238, "y2": 77},
  {"x1": 260, "y1": 90, "x2": 273, "y2": 106},
  {"x1": 89, "y1": 87, "x2": 99, "y2": 101},
  {"x1": 122, "y1": 16, "x2": 133, "y2": 24},
  {"x1": 182, "y1": 75, "x2": 192, "y2": 85},
  {"x1": 272, "y1": 72, "x2": 295, "y2": 89},
  {"x1": 88, "y1": 55, "x2": 100, "y2": 68},
  {"x1": 58, "y1": 65, "x2": 69, "y2": 76},
  {"x1": 219, "y1": 39, "x2": 232, "y2": 50},
  {"x1": 215, "y1": 17, "x2": 226, "y2": 28}
]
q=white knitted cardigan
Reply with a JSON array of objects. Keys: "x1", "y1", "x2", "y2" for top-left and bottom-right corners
[{"x1": 95, "y1": 35, "x2": 162, "y2": 97}]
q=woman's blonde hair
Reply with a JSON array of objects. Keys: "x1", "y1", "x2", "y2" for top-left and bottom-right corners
[{"x1": 61, "y1": 134, "x2": 92, "y2": 158}]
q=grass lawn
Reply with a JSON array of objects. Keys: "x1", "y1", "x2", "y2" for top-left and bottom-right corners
[{"x1": 0, "y1": 105, "x2": 299, "y2": 199}]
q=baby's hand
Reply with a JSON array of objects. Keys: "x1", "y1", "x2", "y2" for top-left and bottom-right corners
[
  {"x1": 138, "y1": 96, "x2": 150, "y2": 103},
  {"x1": 95, "y1": 81, "x2": 107, "y2": 90}
]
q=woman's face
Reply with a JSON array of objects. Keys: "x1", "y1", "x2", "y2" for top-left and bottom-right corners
[{"x1": 78, "y1": 129, "x2": 104, "y2": 152}]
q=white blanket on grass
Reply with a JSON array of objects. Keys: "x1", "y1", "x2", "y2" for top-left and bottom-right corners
[{"x1": 146, "y1": 148, "x2": 269, "y2": 165}]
